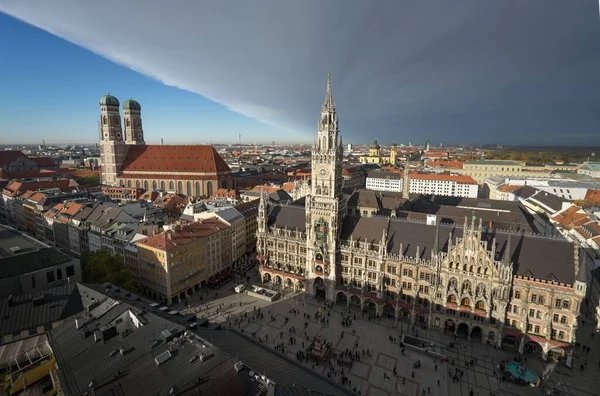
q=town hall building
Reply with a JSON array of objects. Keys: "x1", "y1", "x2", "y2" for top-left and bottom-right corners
[
  {"x1": 256, "y1": 74, "x2": 586, "y2": 365},
  {"x1": 99, "y1": 95, "x2": 233, "y2": 196}
]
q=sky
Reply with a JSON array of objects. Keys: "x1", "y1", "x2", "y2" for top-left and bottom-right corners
[{"x1": 1, "y1": 1, "x2": 600, "y2": 146}]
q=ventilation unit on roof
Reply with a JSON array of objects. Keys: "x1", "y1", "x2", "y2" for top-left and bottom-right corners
[
  {"x1": 9, "y1": 246, "x2": 21, "y2": 254},
  {"x1": 199, "y1": 352, "x2": 214, "y2": 362},
  {"x1": 154, "y1": 350, "x2": 172, "y2": 366},
  {"x1": 234, "y1": 361, "x2": 244, "y2": 372}
]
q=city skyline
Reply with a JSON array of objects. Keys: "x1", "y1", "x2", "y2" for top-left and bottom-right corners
[{"x1": 2, "y1": 1, "x2": 600, "y2": 145}]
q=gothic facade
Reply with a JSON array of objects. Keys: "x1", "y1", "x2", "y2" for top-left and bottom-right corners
[{"x1": 256, "y1": 75, "x2": 586, "y2": 365}]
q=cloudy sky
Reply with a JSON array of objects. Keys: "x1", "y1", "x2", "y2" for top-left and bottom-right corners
[{"x1": 1, "y1": 0, "x2": 600, "y2": 145}]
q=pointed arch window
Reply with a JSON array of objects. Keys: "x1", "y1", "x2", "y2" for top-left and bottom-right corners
[
  {"x1": 152, "y1": 181, "x2": 157, "y2": 190},
  {"x1": 186, "y1": 181, "x2": 192, "y2": 196},
  {"x1": 177, "y1": 181, "x2": 183, "y2": 194},
  {"x1": 143, "y1": 180, "x2": 148, "y2": 190},
  {"x1": 135, "y1": 180, "x2": 140, "y2": 188},
  {"x1": 169, "y1": 181, "x2": 174, "y2": 190},
  {"x1": 103, "y1": 116, "x2": 107, "y2": 125},
  {"x1": 127, "y1": 180, "x2": 131, "y2": 187},
  {"x1": 206, "y1": 181, "x2": 213, "y2": 197},
  {"x1": 126, "y1": 119, "x2": 130, "y2": 127},
  {"x1": 195, "y1": 182, "x2": 201, "y2": 197},
  {"x1": 160, "y1": 181, "x2": 165, "y2": 190}
]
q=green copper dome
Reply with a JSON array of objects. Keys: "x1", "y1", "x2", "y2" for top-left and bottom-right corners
[
  {"x1": 99, "y1": 94, "x2": 119, "y2": 107},
  {"x1": 370, "y1": 140, "x2": 380, "y2": 149},
  {"x1": 123, "y1": 98, "x2": 141, "y2": 110}
]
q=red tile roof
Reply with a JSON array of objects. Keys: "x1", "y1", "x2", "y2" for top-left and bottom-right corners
[
  {"x1": 29, "y1": 157, "x2": 57, "y2": 168},
  {"x1": 210, "y1": 188, "x2": 238, "y2": 200},
  {"x1": 0, "y1": 169, "x2": 58, "y2": 180},
  {"x1": 2, "y1": 179, "x2": 75, "y2": 197},
  {"x1": 138, "y1": 218, "x2": 229, "y2": 251},
  {"x1": 281, "y1": 182, "x2": 295, "y2": 193},
  {"x1": 585, "y1": 189, "x2": 600, "y2": 204},
  {"x1": 551, "y1": 204, "x2": 589, "y2": 229},
  {"x1": 252, "y1": 184, "x2": 280, "y2": 193},
  {"x1": 425, "y1": 160, "x2": 464, "y2": 169},
  {"x1": 0, "y1": 150, "x2": 27, "y2": 167},
  {"x1": 120, "y1": 145, "x2": 231, "y2": 174},
  {"x1": 497, "y1": 184, "x2": 521, "y2": 193}
]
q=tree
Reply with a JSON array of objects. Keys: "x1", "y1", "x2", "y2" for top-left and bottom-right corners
[
  {"x1": 74, "y1": 174, "x2": 100, "y2": 188},
  {"x1": 81, "y1": 250, "x2": 135, "y2": 291}
]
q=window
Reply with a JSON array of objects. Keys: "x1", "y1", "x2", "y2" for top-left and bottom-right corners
[
  {"x1": 538, "y1": 295, "x2": 545, "y2": 305},
  {"x1": 56, "y1": 268, "x2": 63, "y2": 280},
  {"x1": 526, "y1": 323, "x2": 533, "y2": 332},
  {"x1": 562, "y1": 299, "x2": 570, "y2": 309},
  {"x1": 368, "y1": 260, "x2": 376, "y2": 268},
  {"x1": 31, "y1": 276, "x2": 36, "y2": 288},
  {"x1": 553, "y1": 314, "x2": 559, "y2": 322},
  {"x1": 46, "y1": 271, "x2": 55, "y2": 283},
  {"x1": 555, "y1": 298, "x2": 562, "y2": 308},
  {"x1": 529, "y1": 309, "x2": 535, "y2": 317},
  {"x1": 531, "y1": 294, "x2": 537, "y2": 303},
  {"x1": 560, "y1": 316, "x2": 567, "y2": 324},
  {"x1": 514, "y1": 290, "x2": 521, "y2": 299},
  {"x1": 536, "y1": 311, "x2": 542, "y2": 319},
  {"x1": 534, "y1": 325, "x2": 540, "y2": 334},
  {"x1": 558, "y1": 331, "x2": 564, "y2": 340}
]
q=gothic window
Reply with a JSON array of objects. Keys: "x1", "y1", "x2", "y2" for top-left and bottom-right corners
[
  {"x1": 463, "y1": 264, "x2": 467, "y2": 271},
  {"x1": 135, "y1": 180, "x2": 140, "y2": 188},
  {"x1": 477, "y1": 266, "x2": 481, "y2": 274},
  {"x1": 461, "y1": 297, "x2": 471, "y2": 307},
  {"x1": 447, "y1": 295, "x2": 457, "y2": 304},
  {"x1": 475, "y1": 301, "x2": 485, "y2": 310},
  {"x1": 161, "y1": 181, "x2": 165, "y2": 190},
  {"x1": 186, "y1": 181, "x2": 192, "y2": 196},
  {"x1": 195, "y1": 182, "x2": 201, "y2": 196},
  {"x1": 323, "y1": 186, "x2": 329, "y2": 195},
  {"x1": 143, "y1": 181, "x2": 148, "y2": 190},
  {"x1": 126, "y1": 119, "x2": 130, "y2": 127},
  {"x1": 177, "y1": 181, "x2": 183, "y2": 193},
  {"x1": 152, "y1": 181, "x2": 157, "y2": 190},
  {"x1": 127, "y1": 180, "x2": 131, "y2": 187},
  {"x1": 469, "y1": 265, "x2": 474, "y2": 273},
  {"x1": 206, "y1": 181, "x2": 213, "y2": 197},
  {"x1": 103, "y1": 116, "x2": 107, "y2": 125}
]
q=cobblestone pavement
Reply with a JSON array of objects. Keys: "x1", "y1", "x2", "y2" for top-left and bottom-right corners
[{"x1": 156, "y1": 284, "x2": 600, "y2": 396}]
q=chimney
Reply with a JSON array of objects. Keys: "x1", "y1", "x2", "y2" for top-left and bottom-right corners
[
  {"x1": 167, "y1": 232, "x2": 172, "y2": 240},
  {"x1": 161, "y1": 138, "x2": 164, "y2": 145}
]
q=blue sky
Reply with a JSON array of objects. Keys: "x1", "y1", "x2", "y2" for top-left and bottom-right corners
[
  {"x1": 0, "y1": 13, "x2": 281, "y2": 145},
  {"x1": 2, "y1": 1, "x2": 600, "y2": 146}
]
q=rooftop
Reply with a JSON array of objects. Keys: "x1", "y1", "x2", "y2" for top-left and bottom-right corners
[
  {"x1": 120, "y1": 145, "x2": 231, "y2": 174},
  {"x1": 465, "y1": 160, "x2": 522, "y2": 166},
  {"x1": 0, "y1": 283, "x2": 83, "y2": 340},
  {"x1": 138, "y1": 217, "x2": 229, "y2": 251},
  {"x1": 49, "y1": 296, "x2": 263, "y2": 396}
]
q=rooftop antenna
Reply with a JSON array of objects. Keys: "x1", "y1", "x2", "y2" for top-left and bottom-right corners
[{"x1": 161, "y1": 138, "x2": 164, "y2": 145}]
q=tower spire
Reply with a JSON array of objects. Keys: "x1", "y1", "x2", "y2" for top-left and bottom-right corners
[{"x1": 324, "y1": 72, "x2": 334, "y2": 110}]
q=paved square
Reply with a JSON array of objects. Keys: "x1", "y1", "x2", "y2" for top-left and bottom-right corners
[{"x1": 174, "y1": 283, "x2": 600, "y2": 396}]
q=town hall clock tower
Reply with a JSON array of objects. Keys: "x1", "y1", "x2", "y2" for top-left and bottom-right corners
[{"x1": 305, "y1": 73, "x2": 346, "y2": 301}]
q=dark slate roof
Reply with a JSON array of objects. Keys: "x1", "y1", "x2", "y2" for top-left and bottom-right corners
[
  {"x1": 512, "y1": 186, "x2": 538, "y2": 200},
  {"x1": 340, "y1": 216, "x2": 575, "y2": 284},
  {"x1": 408, "y1": 196, "x2": 537, "y2": 233},
  {"x1": 0, "y1": 248, "x2": 74, "y2": 280},
  {"x1": 269, "y1": 189, "x2": 293, "y2": 203},
  {"x1": 49, "y1": 300, "x2": 260, "y2": 396},
  {"x1": 528, "y1": 190, "x2": 567, "y2": 212},
  {"x1": 0, "y1": 284, "x2": 84, "y2": 339},
  {"x1": 196, "y1": 329, "x2": 354, "y2": 396},
  {"x1": 346, "y1": 190, "x2": 379, "y2": 209},
  {"x1": 268, "y1": 205, "x2": 306, "y2": 232},
  {"x1": 592, "y1": 266, "x2": 600, "y2": 285}
]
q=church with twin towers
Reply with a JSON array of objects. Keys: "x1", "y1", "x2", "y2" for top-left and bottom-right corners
[
  {"x1": 99, "y1": 95, "x2": 233, "y2": 196},
  {"x1": 256, "y1": 74, "x2": 585, "y2": 364}
]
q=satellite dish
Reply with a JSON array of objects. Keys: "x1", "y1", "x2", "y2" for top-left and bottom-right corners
[{"x1": 249, "y1": 371, "x2": 254, "y2": 377}]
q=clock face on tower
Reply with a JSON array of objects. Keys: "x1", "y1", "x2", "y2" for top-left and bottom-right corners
[{"x1": 319, "y1": 168, "x2": 328, "y2": 177}]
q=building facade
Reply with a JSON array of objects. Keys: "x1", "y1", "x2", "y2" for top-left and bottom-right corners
[
  {"x1": 136, "y1": 218, "x2": 230, "y2": 304},
  {"x1": 99, "y1": 96, "x2": 233, "y2": 196},
  {"x1": 256, "y1": 74, "x2": 586, "y2": 364},
  {"x1": 366, "y1": 170, "x2": 478, "y2": 198}
]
